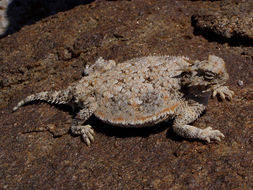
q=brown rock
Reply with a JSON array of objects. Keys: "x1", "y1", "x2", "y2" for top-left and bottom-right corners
[{"x1": 0, "y1": 0, "x2": 252, "y2": 189}]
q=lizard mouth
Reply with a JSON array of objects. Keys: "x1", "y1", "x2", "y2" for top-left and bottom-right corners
[{"x1": 187, "y1": 84, "x2": 212, "y2": 96}]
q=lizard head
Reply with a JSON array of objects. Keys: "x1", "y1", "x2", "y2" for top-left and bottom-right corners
[{"x1": 181, "y1": 55, "x2": 229, "y2": 96}]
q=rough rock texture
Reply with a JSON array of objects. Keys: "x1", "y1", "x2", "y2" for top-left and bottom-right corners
[
  {"x1": 0, "y1": 0, "x2": 252, "y2": 189},
  {"x1": 192, "y1": 0, "x2": 253, "y2": 46}
]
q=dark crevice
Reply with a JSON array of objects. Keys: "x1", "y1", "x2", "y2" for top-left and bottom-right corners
[
  {"x1": 191, "y1": 16, "x2": 253, "y2": 47},
  {"x1": 21, "y1": 127, "x2": 67, "y2": 138}
]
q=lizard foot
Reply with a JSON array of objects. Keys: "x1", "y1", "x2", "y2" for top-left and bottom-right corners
[
  {"x1": 199, "y1": 127, "x2": 225, "y2": 143},
  {"x1": 212, "y1": 86, "x2": 234, "y2": 101},
  {"x1": 71, "y1": 125, "x2": 95, "y2": 146}
]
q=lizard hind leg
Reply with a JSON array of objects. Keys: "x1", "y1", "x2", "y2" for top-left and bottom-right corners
[
  {"x1": 172, "y1": 102, "x2": 224, "y2": 142},
  {"x1": 70, "y1": 101, "x2": 97, "y2": 146},
  {"x1": 71, "y1": 124, "x2": 95, "y2": 146}
]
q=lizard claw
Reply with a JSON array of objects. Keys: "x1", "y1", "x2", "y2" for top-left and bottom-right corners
[
  {"x1": 199, "y1": 127, "x2": 225, "y2": 143},
  {"x1": 212, "y1": 86, "x2": 234, "y2": 101},
  {"x1": 71, "y1": 125, "x2": 95, "y2": 146}
]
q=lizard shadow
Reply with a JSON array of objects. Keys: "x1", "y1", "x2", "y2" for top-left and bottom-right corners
[
  {"x1": 82, "y1": 114, "x2": 199, "y2": 143},
  {"x1": 85, "y1": 115, "x2": 206, "y2": 143},
  {"x1": 86, "y1": 115, "x2": 173, "y2": 139},
  {"x1": 42, "y1": 103, "x2": 206, "y2": 143},
  {"x1": 15, "y1": 101, "x2": 206, "y2": 143},
  {"x1": 39, "y1": 103, "x2": 179, "y2": 140}
]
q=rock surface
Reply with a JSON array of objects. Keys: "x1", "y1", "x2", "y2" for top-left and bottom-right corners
[
  {"x1": 0, "y1": 0, "x2": 252, "y2": 189},
  {"x1": 192, "y1": 0, "x2": 253, "y2": 46}
]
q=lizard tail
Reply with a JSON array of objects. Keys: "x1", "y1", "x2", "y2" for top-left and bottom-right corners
[{"x1": 13, "y1": 89, "x2": 73, "y2": 112}]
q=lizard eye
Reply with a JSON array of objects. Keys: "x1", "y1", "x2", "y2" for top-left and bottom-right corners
[{"x1": 204, "y1": 71, "x2": 215, "y2": 80}]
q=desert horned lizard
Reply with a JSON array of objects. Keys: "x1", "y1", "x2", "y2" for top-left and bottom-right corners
[{"x1": 13, "y1": 55, "x2": 234, "y2": 145}]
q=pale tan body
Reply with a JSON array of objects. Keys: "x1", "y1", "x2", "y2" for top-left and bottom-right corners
[{"x1": 13, "y1": 55, "x2": 234, "y2": 145}]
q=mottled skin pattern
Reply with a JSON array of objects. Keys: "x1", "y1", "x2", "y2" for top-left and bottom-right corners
[{"x1": 13, "y1": 55, "x2": 234, "y2": 146}]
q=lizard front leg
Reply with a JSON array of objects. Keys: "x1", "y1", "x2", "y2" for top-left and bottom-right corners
[
  {"x1": 212, "y1": 86, "x2": 234, "y2": 100},
  {"x1": 172, "y1": 102, "x2": 224, "y2": 142}
]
